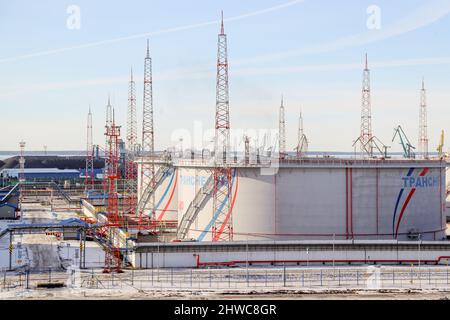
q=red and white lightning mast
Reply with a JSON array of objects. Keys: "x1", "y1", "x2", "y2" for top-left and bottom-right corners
[
  {"x1": 124, "y1": 68, "x2": 138, "y2": 216},
  {"x1": 140, "y1": 40, "x2": 156, "y2": 232},
  {"x1": 103, "y1": 97, "x2": 113, "y2": 201},
  {"x1": 360, "y1": 54, "x2": 373, "y2": 157},
  {"x1": 85, "y1": 106, "x2": 94, "y2": 193},
  {"x1": 212, "y1": 12, "x2": 233, "y2": 242},
  {"x1": 279, "y1": 96, "x2": 286, "y2": 159},
  {"x1": 418, "y1": 78, "x2": 429, "y2": 159},
  {"x1": 103, "y1": 109, "x2": 122, "y2": 273}
]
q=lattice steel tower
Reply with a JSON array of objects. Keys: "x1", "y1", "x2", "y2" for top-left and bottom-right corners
[
  {"x1": 103, "y1": 109, "x2": 122, "y2": 273},
  {"x1": 212, "y1": 12, "x2": 233, "y2": 242},
  {"x1": 360, "y1": 54, "x2": 373, "y2": 157},
  {"x1": 127, "y1": 68, "x2": 138, "y2": 154},
  {"x1": 418, "y1": 78, "x2": 429, "y2": 159},
  {"x1": 214, "y1": 11, "x2": 230, "y2": 163},
  {"x1": 124, "y1": 68, "x2": 138, "y2": 215},
  {"x1": 103, "y1": 97, "x2": 113, "y2": 201},
  {"x1": 85, "y1": 106, "x2": 94, "y2": 193},
  {"x1": 140, "y1": 40, "x2": 156, "y2": 230},
  {"x1": 279, "y1": 96, "x2": 286, "y2": 159}
]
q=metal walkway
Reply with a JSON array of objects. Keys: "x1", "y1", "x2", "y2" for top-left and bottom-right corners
[
  {"x1": 0, "y1": 183, "x2": 19, "y2": 203},
  {"x1": 177, "y1": 174, "x2": 214, "y2": 239},
  {"x1": 20, "y1": 181, "x2": 79, "y2": 205},
  {"x1": 0, "y1": 220, "x2": 89, "y2": 239}
]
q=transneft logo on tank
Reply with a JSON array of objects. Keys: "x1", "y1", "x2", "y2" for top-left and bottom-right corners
[
  {"x1": 180, "y1": 175, "x2": 229, "y2": 187},
  {"x1": 180, "y1": 175, "x2": 207, "y2": 186},
  {"x1": 402, "y1": 175, "x2": 439, "y2": 188}
]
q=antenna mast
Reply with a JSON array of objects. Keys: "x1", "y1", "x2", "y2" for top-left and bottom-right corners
[
  {"x1": 360, "y1": 54, "x2": 373, "y2": 157},
  {"x1": 140, "y1": 40, "x2": 156, "y2": 232},
  {"x1": 279, "y1": 96, "x2": 286, "y2": 159},
  {"x1": 212, "y1": 12, "x2": 233, "y2": 241},
  {"x1": 124, "y1": 68, "x2": 138, "y2": 216},
  {"x1": 85, "y1": 106, "x2": 94, "y2": 193},
  {"x1": 418, "y1": 79, "x2": 429, "y2": 159}
]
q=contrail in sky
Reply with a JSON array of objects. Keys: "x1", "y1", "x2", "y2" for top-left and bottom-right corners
[
  {"x1": 2, "y1": 56, "x2": 450, "y2": 98},
  {"x1": 234, "y1": 0, "x2": 450, "y2": 66},
  {"x1": 0, "y1": 0, "x2": 305, "y2": 64}
]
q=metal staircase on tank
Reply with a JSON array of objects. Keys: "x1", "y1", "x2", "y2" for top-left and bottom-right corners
[
  {"x1": 177, "y1": 174, "x2": 214, "y2": 240},
  {"x1": 136, "y1": 165, "x2": 172, "y2": 216}
]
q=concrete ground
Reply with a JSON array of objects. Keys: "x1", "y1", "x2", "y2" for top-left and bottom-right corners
[
  {"x1": 1, "y1": 199, "x2": 450, "y2": 300},
  {"x1": 0, "y1": 200, "x2": 104, "y2": 271}
]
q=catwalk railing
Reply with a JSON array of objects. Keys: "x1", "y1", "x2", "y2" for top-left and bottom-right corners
[{"x1": 174, "y1": 157, "x2": 447, "y2": 168}]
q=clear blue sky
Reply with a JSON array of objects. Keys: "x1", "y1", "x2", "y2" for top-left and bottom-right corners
[{"x1": 1, "y1": 0, "x2": 450, "y2": 152}]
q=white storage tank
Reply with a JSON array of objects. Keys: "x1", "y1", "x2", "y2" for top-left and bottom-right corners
[{"x1": 139, "y1": 159, "x2": 447, "y2": 241}]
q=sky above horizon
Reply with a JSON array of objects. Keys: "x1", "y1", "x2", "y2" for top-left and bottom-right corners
[{"x1": 1, "y1": 0, "x2": 450, "y2": 153}]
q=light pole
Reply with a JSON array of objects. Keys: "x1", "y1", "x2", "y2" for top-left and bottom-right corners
[
  {"x1": 332, "y1": 234, "x2": 335, "y2": 269},
  {"x1": 418, "y1": 233, "x2": 422, "y2": 285},
  {"x1": 246, "y1": 236, "x2": 249, "y2": 287},
  {"x1": 306, "y1": 247, "x2": 309, "y2": 267}
]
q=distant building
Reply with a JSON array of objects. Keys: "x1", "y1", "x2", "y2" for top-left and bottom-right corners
[
  {"x1": 0, "y1": 168, "x2": 81, "y2": 181},
  {"x1": 0, "y1": 184, "x2": 19, "y2": 219}
]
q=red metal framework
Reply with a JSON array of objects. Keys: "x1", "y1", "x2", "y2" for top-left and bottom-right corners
[
  {"x1": 103, "y1": 109, "x2": 122, "y2": 273},
  {"x1": 140, "y1": 40, "x2": 156, "y2": 232},
  {"x1": 85, "y1": 106, "x2": 94, "y2": 193},
  {"x1": 212, "y1": 168, "x2": 233, "y2": 241},
  {"x1": 103, "y1": 97, "x2": 113, "y2": 203},
  {"x1": 214, "y1": 12, "x2": 230, "y2": 162},
  {"x1": 212, "y1": 12, "x2": 233, "y2": 242}
]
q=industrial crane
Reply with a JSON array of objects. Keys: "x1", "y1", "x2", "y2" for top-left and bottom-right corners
[
  {"x1": 392, "y1": 125, "x2": 415, "y2": 159},
  {"x1": 437, "y1": 130, "x2": 445, "y2": 159},
  {"x1": 353, "y1": 135, "x2": 390, "y2": 159}
]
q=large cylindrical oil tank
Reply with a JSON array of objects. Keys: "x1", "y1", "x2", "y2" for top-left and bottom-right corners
[
  {"x1": 137, "y1": 164, "x2": 178, "y2": 222},
  {"x1": 174, "y1": 160, "x2": 446, "y2": 241}
]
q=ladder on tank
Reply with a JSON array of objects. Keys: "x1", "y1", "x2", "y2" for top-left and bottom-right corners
[
  {"x1": 136, "y1": 166, "x2": 172, "y2": 216},
  {"x1": 177, "y1": 174, "x2": 214, "y2": 240}
]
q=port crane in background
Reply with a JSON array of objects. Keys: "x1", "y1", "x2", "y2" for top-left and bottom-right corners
[
  {"x1": 392, "y1": 125, "x2": 416, "y2": 159},
  {"x1": 353, "y1": 135, "x2": 390, "y2": 159},
  {"x1": 437, "y1": 130, "x2": 445, "y2": 159}
]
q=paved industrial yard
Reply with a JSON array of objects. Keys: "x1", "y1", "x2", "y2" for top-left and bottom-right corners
[
  {"x1": 0, "y1": 201, "x2": 104, "y2": 271},
  {"x1": 2, "y1": 201, "x2": 450, "y2": 299}
]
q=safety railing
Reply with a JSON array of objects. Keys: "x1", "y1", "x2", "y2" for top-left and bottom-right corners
[{"x1": 2, "y1": 266, "x2": 450, "y2": 293}]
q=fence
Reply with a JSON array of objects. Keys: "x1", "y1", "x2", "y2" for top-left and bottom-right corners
[{"x1": 2, "y1": 266, "x2": 450, "y2": 292}]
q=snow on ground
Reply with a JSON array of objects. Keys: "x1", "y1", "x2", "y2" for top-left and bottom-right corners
[
  {"x1": 3, "y1": 200, "x2": 450, "y2": 299},
  {"x1": 1, "y1": 282, "x2": 450, "y2": 300},
  {"x1": 0, "y1": 201, "x2": 104, "y2": 271}
]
